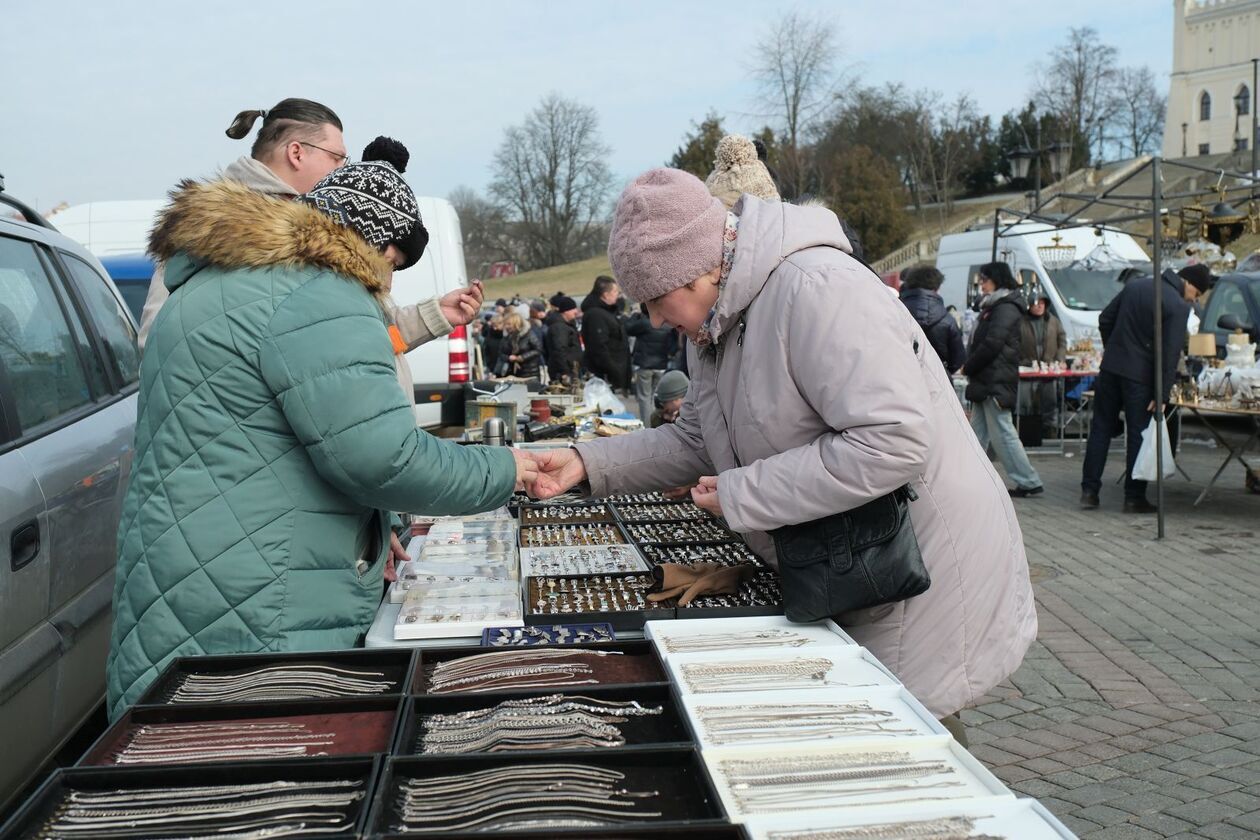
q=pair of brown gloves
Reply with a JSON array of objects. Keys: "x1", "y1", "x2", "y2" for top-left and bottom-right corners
[{"x1": 646, "y1": 563, "x2": 752, "y2": 607}]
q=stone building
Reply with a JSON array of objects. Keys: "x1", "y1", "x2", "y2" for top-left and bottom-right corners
[{"x1": 1163, "y1": 0, "x2": 1260, "y2": 159}]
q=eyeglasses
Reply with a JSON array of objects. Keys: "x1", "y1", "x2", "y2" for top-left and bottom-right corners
[{"x1": 299, "y1": 141, "x2": 350, "y2": 167}]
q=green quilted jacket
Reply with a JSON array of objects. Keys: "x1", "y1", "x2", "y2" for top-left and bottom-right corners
[{"x1": 106, "y1": 180, "x2": 516, "y2": 717}]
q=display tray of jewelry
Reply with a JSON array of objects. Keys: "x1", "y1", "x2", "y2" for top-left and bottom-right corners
[
  {"x1": 395, "y1": 578, "x2": 523, "y2": 641},
  {"x1": 519, "y1": 503, "x2": 615, "y2": 525},
  {"x1": 9, "y1": 756, "x2": 376, "y2": 840},
  {"x1": 640, "y1": 542, "x2": 764, "y2": 568},
  {"x1": 390, "y1": 570, "x2": 518, "y2": 605},
  {"x1": 707, "y1": 737, "x2": 1009, "y2": 818},
  {"x1": 666, "y1": 647, "x2": 900, "y2": 696},
  {"x1": 413, "y1": 641, "x2": 668, "y2": 694},
  {"x1": 613, "y1": 502, "x2": 712, "y2": 522},
  {"x1": 521, "y1": 545, "x2": 649, "y2": 577},
  {"x1": 745, "y1": 797, "x2": 1074, "y2": 840},
  {"x1": 678, "y1": 686, "x2": 944, "y2": 750},
  {"x1": 373, "y1": 748, "x2": 725, "y2": 834},
  {"x1": 677, "y1": 568, "x2": 784, "y2": 619},
  {"x1": 526, "y1": 574, "x2": 674, "y2": 631},
  {"x1": 481, "y1": 623, "x2": 616, "y2": 647},
  {"x1": 80, "y1": 702, "x2": 400, "y2": 767},
  {"x1": 401, "y1": 685, "x2": 687, "y2": 756},
  {"x1": 519, "y1": 523, "x2": 630, "y2": 547},
  {"x1": 602, "y1": 491, "x2": 675, "y2": 505},
  {"x1": 625, "y1": 520, "x2": 737, "y2": 546},
  {"x1": 138, "y1": 650, "x2": 412, "y2": 707},
  {"x1": 646, "y1": 615, "x2": 855, "y2": 656}
]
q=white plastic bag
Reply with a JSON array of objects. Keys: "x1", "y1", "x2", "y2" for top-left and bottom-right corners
[
  {"x1": 1132, "y1": 416, "x2": 1175, "y2": 482},
  {"x1": 582, "y1": 377, "x2": 626, "y2": 415}
]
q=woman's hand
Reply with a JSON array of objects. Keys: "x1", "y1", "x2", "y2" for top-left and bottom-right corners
[
  {"x1": 529, "y1": 449, "x2": 588, "y2": 499},
  {"x1": 511, "y1": 449, "x2": 538, "y2": 492},
  {"x1": 440, "y1": 281, "x2": 484, "y2": 327},
  {"x1": 691, "y1": 475, "x2": 723, "y2": 517},
  {"x1": 386, "y1": 531, "x2": 408, "y2": 582},
  {"x1": 663, "y1": 484, "x2": 695, "y2": 500}
]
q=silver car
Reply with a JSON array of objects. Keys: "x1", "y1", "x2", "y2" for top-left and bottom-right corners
[{"x1": 0, "y1": 180, "x2": 138, "y2": 811}]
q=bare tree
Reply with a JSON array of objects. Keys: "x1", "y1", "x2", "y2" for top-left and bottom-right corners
[
  {"x1": 1034, "y1": 26, "x2": 1118, "y2": 165},
  {"x1": 750, "y1": 10, "x2": 840, "y2": 197},
  {"x1": 448, "y1": 186, "x2": 514, "y2": 280},
  {"x1": 1110, "y1": 66, "x2": 1166, "y2": 157},
  {"x1": 489, "y1": 93, "x2": 613, "y2": 270}
]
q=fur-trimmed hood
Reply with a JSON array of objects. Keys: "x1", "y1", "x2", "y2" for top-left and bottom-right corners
[{"x1": 149, "y1": 179, "x2": 391, "y2": 295}]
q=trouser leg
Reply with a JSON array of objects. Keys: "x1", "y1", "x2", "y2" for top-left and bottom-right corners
[
  {"x1": 634, "y1": 368, "x2": 661, "y2": 421},
  {"x1": 1120, "y1": 377, "x2": 1155, "y2": 501},
  {"x1": 986, "y1": 399, "x2": 1043, "y2": 489},
  {"x1": 970, "y1": 400, "x2": 991, "y2": 450},
  {"x1": 1082, "y1": 371, "x2": 1123, "y2": 494}
]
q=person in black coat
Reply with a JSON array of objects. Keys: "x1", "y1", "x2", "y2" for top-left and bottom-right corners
[
  {"x1": 962, "y1": 261, "x2": 1043, "y2": 497},
  {"x1": 626, "y1": 303, "x2": 678, "y2": 420},
  {"x1": 899, "y1": 264, "x2": 965, "y2": 374},
  {"x1": 1080, "y1": 264, "x2": 1214, "y2": 512},
  {"x1": 496, "y1": 312, "x2": 543, "y2": 379},
  {"x1": 581, "y1": 275, "x2": 632, "y2": 391},
  {"x1": 545, "y1": 295, "x2": 583, "y2": 382}
]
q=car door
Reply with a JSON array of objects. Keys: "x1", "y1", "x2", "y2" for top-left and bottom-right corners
[
  {"x1": 0, "y1": 233, "x2": 98, "y2": 810},
  {"x1": 32, "y1": 249, "x2": 139, "y2": 745}
]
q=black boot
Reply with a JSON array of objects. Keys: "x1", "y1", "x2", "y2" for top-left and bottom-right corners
[
  {"x1": 1080, "y1": 491, "x2": 1099, "y2": 509},
  {"x1": 1123, "y1": 498, "x2": 1158, "y2": 514}
]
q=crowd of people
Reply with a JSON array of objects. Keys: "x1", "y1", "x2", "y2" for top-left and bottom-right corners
[{"x1": 115, "y1": 91, "x2": 1222, "y2": 738}]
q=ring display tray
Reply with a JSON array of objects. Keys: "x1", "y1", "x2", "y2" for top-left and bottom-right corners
[
  {"x1": 519, "y1": 503, "x2": 615, "y2": 525},
  {"x1": 525, "y1": 573, "x2": 675, "y2": 631},
  {"x1": 640, "y1": 543, "x2": 764, "y2": 568},
  {"x1": 520, "y1": 522, "x2": 630, "y2": 547},
  {"x1": 481, "y1": 622, "x2": 616, "y2": 646},
  {"x1": 674, "y1": 568, "x2": 784, "y2": 620},
  {"x1": 626, "y1": 521, "x2": 738, "y2": 546},
  {"x1": 704, "y1": 736, "x2": 1011, "y2": 820},
  {"x1": 742, "y1": 797, "x2": 1074, "y2": 839},
  {"x1": 521, "y1": 544, "x2": 650, "y2": 576},
  {"x1": 665, "y1": 646, "x2": 900, "y2": 696},
  {"x1": 395, "y1": 684, "x2": 692, "y2": 756},
  {"x1": 644, "y1": 615, "x2": 856, "y2": 659},
  {"x1": 602, "y1": 491, "x2": 678, "y2": 505},
  {"x1": 411, "y1": 641, "x2": 670, "y2": 695},
  {"x1": 679, "y1": 686, "x2": 946, "y2": 750},
  {"x1": 0, "y1": 756, "x2": 380, "y2": 840},
  {"x1": 79, "y1": 697, "x2": 404, "y2": 768},
  {"x1": 614, "y1": 502, "x2": 712, "y2": 522},
  {"x1": 366, "y1": 747, "x2": 727, "y2": 835},
  {"x1": 136, "y1": 649, "x2": 415, "y2": 708}
]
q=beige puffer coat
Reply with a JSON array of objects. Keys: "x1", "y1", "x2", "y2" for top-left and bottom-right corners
[{"x1": 576, "y1": 197, "x2": 1037, "y2": 717}]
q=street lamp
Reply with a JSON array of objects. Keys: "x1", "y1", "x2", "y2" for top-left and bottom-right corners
[{"x1": 1005, "y1": 113, "x2": 1072, "y2": 211}]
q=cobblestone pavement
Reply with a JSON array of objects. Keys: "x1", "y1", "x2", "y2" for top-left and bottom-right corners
[{"x1": 966, "y1": 418, "x2": 1260, "y2": 839}]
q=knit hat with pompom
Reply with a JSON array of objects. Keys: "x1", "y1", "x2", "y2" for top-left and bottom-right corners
[
  {"x1": 300, "y1": 136, "x2": 429, "y2": 269},
  {"x1": 704, "y1": 134, "x2": 781, "y2": 209}
]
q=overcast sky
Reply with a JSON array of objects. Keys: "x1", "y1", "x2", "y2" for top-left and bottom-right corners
[{"x1": 4, "y1": 1, "x2": 1171, "y2": 212}]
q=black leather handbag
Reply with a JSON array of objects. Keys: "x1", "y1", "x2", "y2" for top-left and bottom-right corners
[{"x1": 769, "y1": 484, "x2": 930, "y2": 622}]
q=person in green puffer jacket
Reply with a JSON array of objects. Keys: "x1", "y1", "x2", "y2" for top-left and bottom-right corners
[{"x1": 106, "y1": 150, "x2": 534, "y2": 718}]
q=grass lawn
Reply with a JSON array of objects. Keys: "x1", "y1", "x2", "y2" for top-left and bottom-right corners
[{"x1": 479, "y1": 254, "x2": 613, "y2": 301}]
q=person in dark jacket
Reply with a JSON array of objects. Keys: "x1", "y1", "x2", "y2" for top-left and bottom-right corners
[
  {"x1": 1018, "y1": 291, "x2": 1068, "y2": 435},
  {"x1": 1080, "y1": 264, "x2": 1213, "y2": 512},
  {"x1": 962, "y1": 261, "x2": 1043, "y2": 497},
  {"x1": 482, "y1": 299, "x2": 508, "y2": 375},
  {"x1": 528, "y1": 299, "x2": 549, "y2": 374},
  {"x1": 900, "y1": 264, "x2": 965, "y2": 374},
  {"x1": 582, "y1": 275, "x2": 632, "y2": 390},
  {"x1": 627, "y1": 303, "x2": 678, "y2": 419},
  {"x1": 545, "y1": 295, "x2": 583, "y2": 382},
  {"x1": 496, "y1": 312, "x2": 543, "y2": 379}
]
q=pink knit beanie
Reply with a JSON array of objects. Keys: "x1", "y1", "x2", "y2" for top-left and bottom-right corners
[{"x1": 607, "y1": 167, "x2": 727, "y2": 302}]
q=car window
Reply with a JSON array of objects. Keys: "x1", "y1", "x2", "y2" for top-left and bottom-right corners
[
  {"x1": 1203, "y1": 282, "x2": 1253, "y2": 331},
  {"x1": 0, "y1": 236, "x2": 94, "y2": 430},
  {"x1": 114, "y1": 279, "x2": 149, "y2": 323},
  {"x1": 61, "y1": 253, "x2": 141, "y2": 385}
]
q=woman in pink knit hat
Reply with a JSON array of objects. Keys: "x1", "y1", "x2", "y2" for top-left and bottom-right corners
[{"x1": 531, "y1": 167, "x2": 1037, "y2": 735}]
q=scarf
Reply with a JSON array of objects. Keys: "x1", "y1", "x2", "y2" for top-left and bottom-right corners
[{"x1": 693, "y1": 210, "x2": 740, "y2": 349}]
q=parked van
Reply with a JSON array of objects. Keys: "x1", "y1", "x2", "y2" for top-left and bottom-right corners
[
  {"x1": 936, "y1": 221, "x2": 1152, "y2": 350},
  {"x1": 57, "y1": 197, "x2": 471, "y2": 428},
  {"x1": 0, "y1": 184, "x2": 138, "y2": 812}
]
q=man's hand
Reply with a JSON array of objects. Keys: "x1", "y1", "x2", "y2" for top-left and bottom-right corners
[
  {"x1": 529, "y1": 448, "x2": 588, "y2": 499},
  {"x1": 511, "y1": 449, "x2": 538, "y2": 493},
  {"x1": 663, "y1": 485, "x2": 695, "y2": 500},
  {"x1": 440, "y1": 281, "x2": 484, "y2": 327},
  {"x1": 691, "y1": 475, "x2": 723, "y2": 517}
]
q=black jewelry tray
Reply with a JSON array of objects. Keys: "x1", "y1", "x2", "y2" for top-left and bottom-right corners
[
  {"x1": 78, "y1": 695, "x2": 406, "y2": 768},
  {"x1": 518, "y1": 503, "x2": 615, "y2": 525},
  {"x1": 518, "y1": 522, "x2": 631, "y2": 548},
  {"x1": 673, "y1": 568, "x2": 785, "y2": 621},
  {"x1": 611, "y1": 501, "x2": 713, "y2": 523},
  {"x1": 385, "y1": 823, "x2": 752, "y2": 838},
  {"x1": 524, "y1": 573, "x2": 676, "y2": 632},
  {"x1": 622, "y1": 522, "x2": 739, "y2": 547},
  {"x1": 0, "y1": 756, "x2": 381, "y2": 840},
  {"x1": 136, "y1": 648, "x2": 417, "y2": 708},
  {"x1": 411, "y1": 641, "x2": 670, "y2": 695},
  {"x1": 367, "y1": 746, "x2": 727, "y2": 836},
  {"x1": 394, "y1": 684, "x2": 693, "y2": 757}
]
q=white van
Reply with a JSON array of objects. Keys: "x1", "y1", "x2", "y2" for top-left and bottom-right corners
[
  {"x1": 936, "y1": 221, "x2": 1152, "y2": 350},
  {"x1": 56, "y1": 197, "x2": 470, "y2": 429}
]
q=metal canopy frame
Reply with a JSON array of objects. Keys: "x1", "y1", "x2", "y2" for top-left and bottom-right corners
[{"x1": 985, "y1": 156, "x2": 1260, "y2": 538}]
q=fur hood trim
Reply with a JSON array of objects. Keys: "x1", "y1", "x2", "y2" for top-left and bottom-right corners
[{"x1": 148, "y1": 179, "x2": 391, "y2": 295}]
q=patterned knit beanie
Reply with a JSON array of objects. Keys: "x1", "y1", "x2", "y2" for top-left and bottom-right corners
[
  {"x1": 300, "y1": 136, "x2": 428, "y2": 270},
  {"x1": 704, "y1": 135, "x2": 781, "y2": 209}
]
